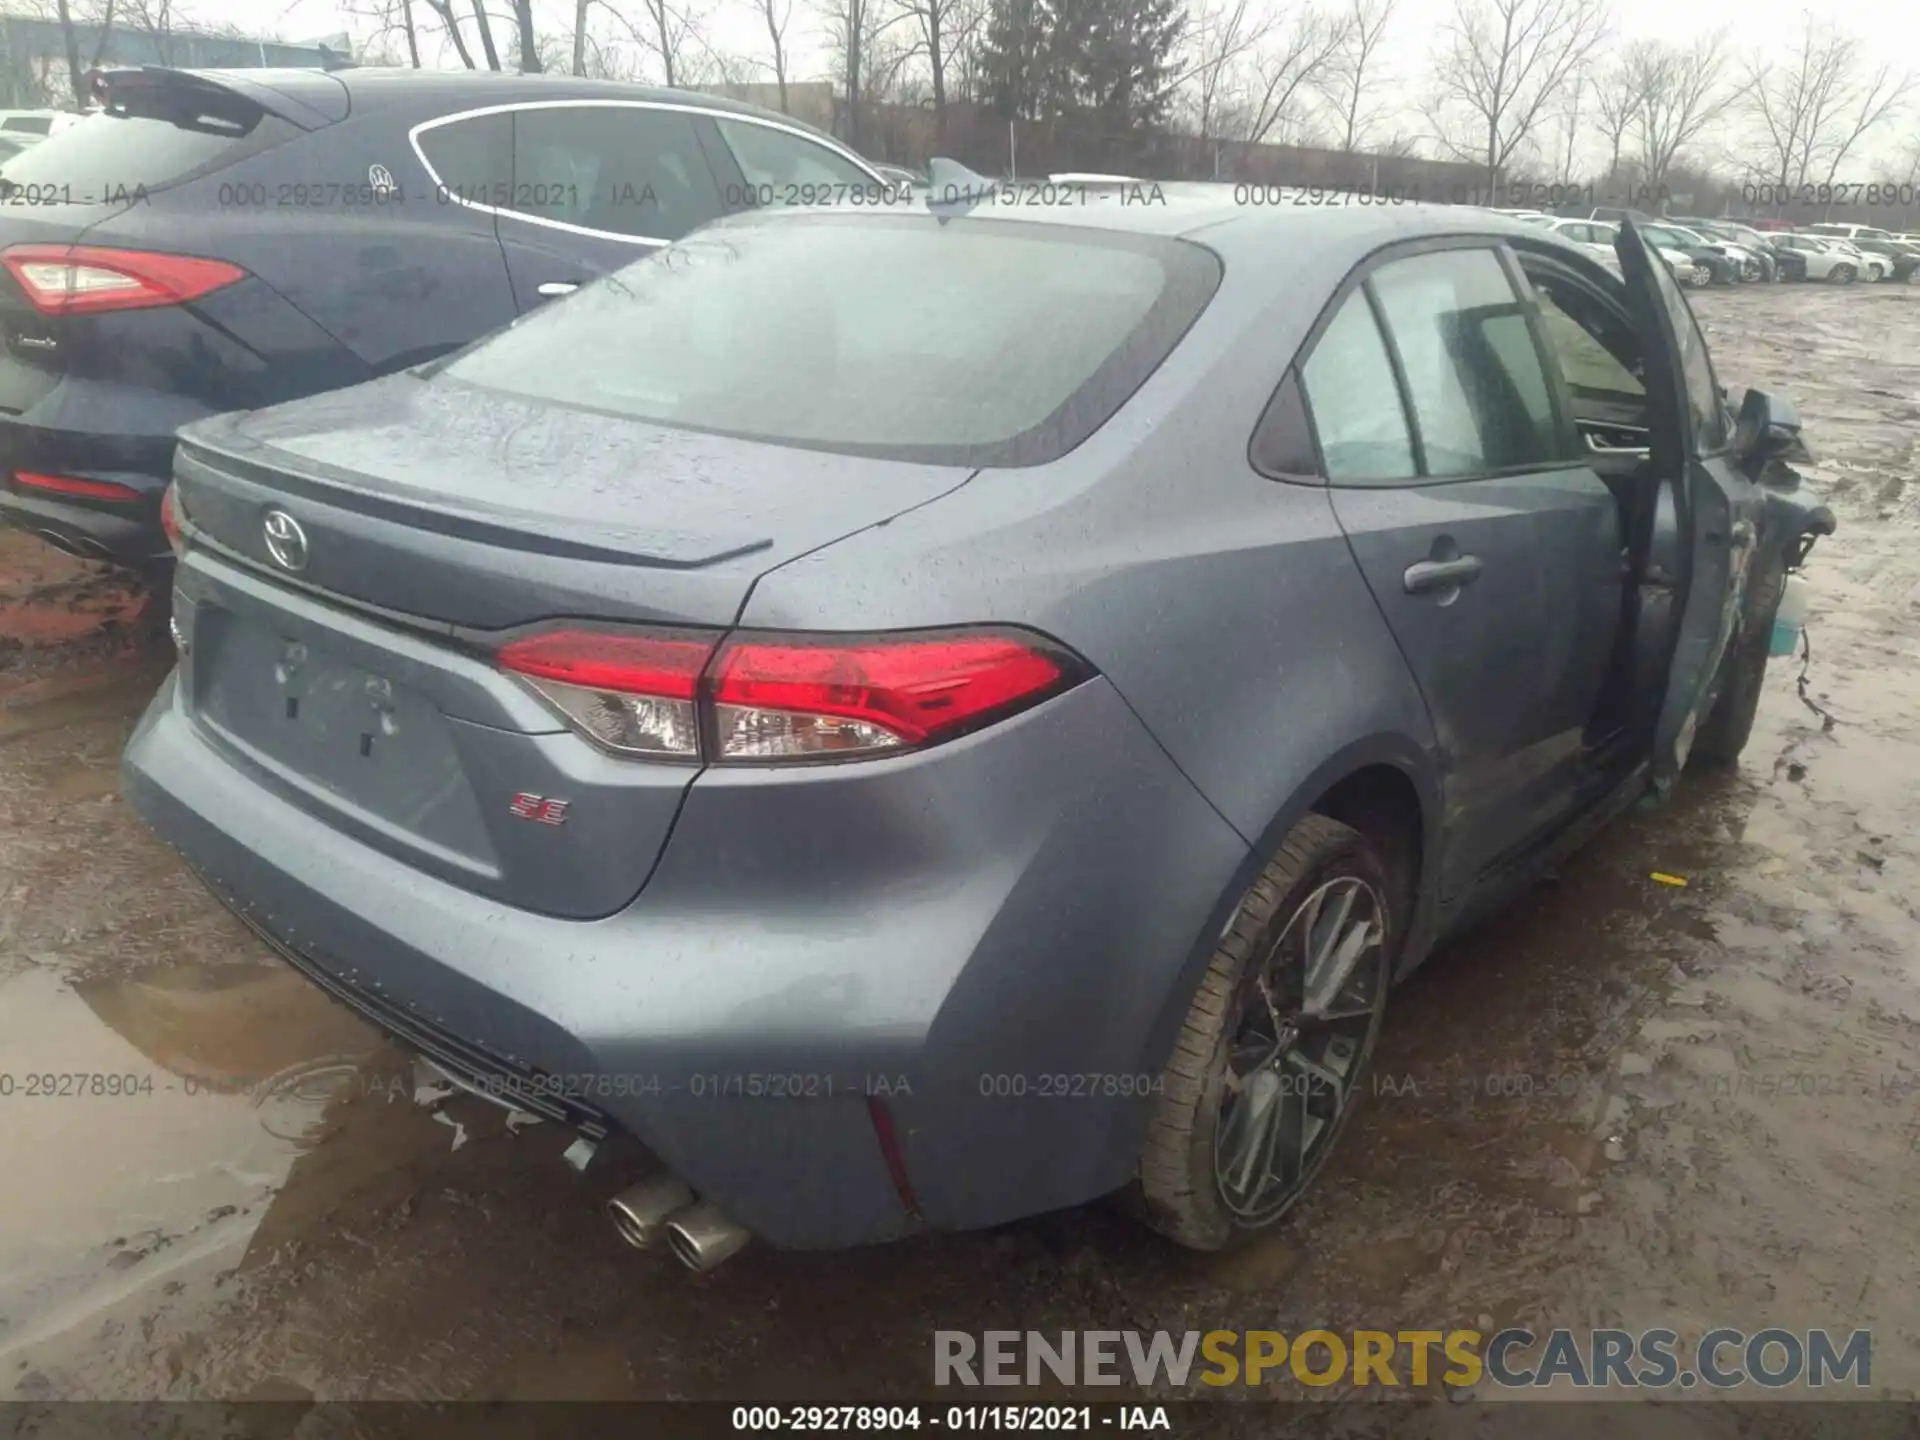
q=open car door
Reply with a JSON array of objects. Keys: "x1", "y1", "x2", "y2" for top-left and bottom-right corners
[{"x1": 1614, "y1": 220, "x2": 1764, "y2": 791}]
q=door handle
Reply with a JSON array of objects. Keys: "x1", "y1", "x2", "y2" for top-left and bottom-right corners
[
  {"x1": 1403, "y1": 555, "x2": 1484, "y2": 594},
  {"x1": 536, "y1": 281, "x2": 579, "y2": 298}
]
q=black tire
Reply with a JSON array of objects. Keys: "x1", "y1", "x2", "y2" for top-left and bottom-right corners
[
  {"x1": 1830, "y1": 264, "x2": 1856, "y2": 285},
  {"x1": 1136, "y1": 814, "x2": 1397, "y2": 1251},
  {"x1": 1689, "y1": 550, "x2": 1788, "y2": 769}
]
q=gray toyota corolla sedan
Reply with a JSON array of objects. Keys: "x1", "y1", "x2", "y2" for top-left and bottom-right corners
[{"x1": 123, "y1": 185, "x2": 1835, "y2": 1264}]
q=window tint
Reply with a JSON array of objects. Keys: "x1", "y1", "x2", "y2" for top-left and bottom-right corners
[
  {"x1": 416, "y1": 111, "x2": 511, "y2": 196},
  {"x1": 1250, "y1": 369, "x2": 1320, "y2": 477},
  {"x1": 3, "y1": 116, "x2": 50, "y2": 135},
  {"x1": 1299, "y1": 291, "x2": 1416, "y2": 482},
  {"x1": 715, "y1": 117, "x2": 873, "y2": 194},
  {"x1": 442, "y1": 213, "x2": 1220, "y2": 467},
  {"x1": 1369, "y1": 248, "x2": 1562, "y2": 476},
  {"x1": 508, "y1": 105, "x2": 722, "y2": 240},
  {"x1": 1531, "y1": 284, "x2": 1644, "y2": 400}
]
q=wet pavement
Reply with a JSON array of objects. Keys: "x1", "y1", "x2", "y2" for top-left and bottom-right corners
[{"x1": 1, "y1": 283, "x2": 1917, "y2": 1408}]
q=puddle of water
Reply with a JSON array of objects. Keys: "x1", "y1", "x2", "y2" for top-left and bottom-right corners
[{"x1": 0, "y1": 959, "x2": 383, "y2": 1378}]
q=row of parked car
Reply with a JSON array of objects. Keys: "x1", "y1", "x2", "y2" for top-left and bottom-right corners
[{"x1": 1493, "y1": 207, "x2": 1920, "y2": 286}]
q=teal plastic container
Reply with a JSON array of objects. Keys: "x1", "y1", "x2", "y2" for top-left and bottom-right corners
[{"x1": 1769, "y1": 575, "x2": 1810, "y2": 658}]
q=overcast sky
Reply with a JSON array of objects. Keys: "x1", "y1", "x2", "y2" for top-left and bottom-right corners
[{"x1": 195, "y1": 0, "x2": 1916, "y2": 176}]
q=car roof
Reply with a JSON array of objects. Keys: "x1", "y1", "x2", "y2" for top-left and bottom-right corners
[
  {"x1": 163, "y1": 66, "x2": 851, "y2": 147},
  {"x1": 723, "y1": 187, "x2": 1616, "y2": 300}
]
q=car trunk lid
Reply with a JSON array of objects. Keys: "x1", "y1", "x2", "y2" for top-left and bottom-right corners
[
  {"x1": 169, "y1": 373, "x2": 976, "y2": 918},
  {"x1": 173, "y1": 369, "x2": 976, "y2": 628}
]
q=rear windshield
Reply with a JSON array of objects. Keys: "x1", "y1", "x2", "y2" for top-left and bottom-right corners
[
  {"x1": 440, "y1": 212, "x2": 1223, "y2": 466},
  {"x1": 0, "y1": 87, "x2": 291, "y2": 200}
]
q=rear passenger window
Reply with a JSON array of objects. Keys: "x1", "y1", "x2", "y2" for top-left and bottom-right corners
[
  {"x1": 715, "y1": 117, "x2": 874, "y2": 196},
  {"x1": 509, "y1": 106, "x2": 722, "y2": 240},
  {"x1": 1299, "y1": 291, "x2": 1417, "y2": 483},
  {"x1": 416, "y1": 112, "x2": 511, "y2": 198},
  {"x1": 1369, "y1": 249, "x2": 1563, "y2": 476}
]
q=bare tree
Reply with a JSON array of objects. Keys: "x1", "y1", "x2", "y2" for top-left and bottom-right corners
[
  {"x1": 1589, "y1": 55, "x2": 1635, "y2": 183},
  {"x1": 759, "y1": 0, "x2": 793, "y2": 109},
  {"x1": 896, "y1": 0, "x2": 977, "y2": 136},
  {"x1": 1622, "y1": 32, "x2": 1736, "y2": 194},
  {"x1": 1741, "y1": 17, "x2": 1911, "y2": 196},
  {"x1": 469, "y1": 0, "x2": 504, "y2": 68},
  {"x1": 124, "y1": 0, "x2": 174, "y2": 65},
  {"x1": 511, "y1": 0, "x2": 541, "y2": 69},
  {"x1": 818, "y1": 0, "x2": 904, "y2": 148},
  {"x1": 53, "y1": 0, "x2": 118, "y2": 106},
  {"x1": 1817, "y1": 63, "x2": 1913, "y2": 188},
  {"x1": 400, "y1": 0, "x2": 421, "y2": 65},
  {"x1": 1181, "y1": 0, "x2": 1273, "y2": 144},
  {"x1": 1316, "y1": 0, "x2": 1393, "y2": 152},
  {"x1": 344, "y1": 0, "x2": 423, "y2": 67},
  {"x1": 607, "y1": 0, "x2": 705, "y2": 87},
  {"x1": 572, "y1": 0, "x2": 590, "y2": 73},
  {"x1": 421, "y1": 0, "x2": 478, "y2": 65},
  {"x1": 1238, "y1": 5, "x2": 1349, "y2": 147},
  {"x1": 1425, "y1": 0, "x2": 1611, "y2": 200},
  {"x1": 1550, "y1": 63, "x2": 1583, "y2": 181}
]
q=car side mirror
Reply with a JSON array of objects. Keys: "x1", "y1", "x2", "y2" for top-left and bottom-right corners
[{"x1": 1733, "y1": 388, "x2": 1813, "y2": 469}]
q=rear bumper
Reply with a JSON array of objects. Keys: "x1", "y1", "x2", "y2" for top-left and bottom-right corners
[
  {"x1": 0, "y1": 418, "x2": 179, "y2": 569},
  {"x1": 125, "y1": 659, "x2": 1252, "y2": 1249}
]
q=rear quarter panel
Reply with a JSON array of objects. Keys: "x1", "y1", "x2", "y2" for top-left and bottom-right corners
[
  {"x1": 95, "y1": 105, "x2": 517, "y2": 375},
  {"x1": 740, "y1": 236, "x2": 1443, "y2": 1066}
]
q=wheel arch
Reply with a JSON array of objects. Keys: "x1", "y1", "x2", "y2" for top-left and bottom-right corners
[{"x1": 1134, "y1": 733, "x2": 1444, "y2": 1087}]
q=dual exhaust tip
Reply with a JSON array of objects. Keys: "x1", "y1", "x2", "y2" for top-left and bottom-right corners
[
  {"x1": 32, "y1": 528, "x2": 114, "y2": 564},
  {"x1": 608, "y1": 1174, "x2": 751, "y2": 1272}
]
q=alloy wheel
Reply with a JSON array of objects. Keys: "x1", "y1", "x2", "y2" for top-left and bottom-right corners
[{"x1": 1212, "y1": 875, "x2": 1388, "y2": 1225}]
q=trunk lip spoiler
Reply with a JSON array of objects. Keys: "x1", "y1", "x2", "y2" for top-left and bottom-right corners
[{"x1": 172, "y1": 425, "x2": 776, "y2": 571}]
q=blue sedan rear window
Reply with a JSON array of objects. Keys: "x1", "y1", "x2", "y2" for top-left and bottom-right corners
[{"x1": 441, "y1": 212, "x2": 1222, "y2": 467}]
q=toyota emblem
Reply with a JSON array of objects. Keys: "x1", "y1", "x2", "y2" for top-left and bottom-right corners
[{"x1": 262, "y1": 509, "x2": 310, "y2": 572}]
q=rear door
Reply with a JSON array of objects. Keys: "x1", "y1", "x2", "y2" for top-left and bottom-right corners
[
  {"x1": 494, "y1": 102, "x2": 727, "y2": 311},
  {"x1": 1614, "y1": 220, "x2": 1762, "y2": 789},
  {"x1": 1317, "y1": 242, "x2": 1626, "y2": 898}
]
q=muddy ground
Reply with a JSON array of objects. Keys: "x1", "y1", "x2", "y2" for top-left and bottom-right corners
[{"x1": 1, "y1": 283, "x2": 1917, "y2": 1419}]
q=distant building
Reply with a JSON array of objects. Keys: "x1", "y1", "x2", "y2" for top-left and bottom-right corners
[{"x1": 0, "y1": 11, "x2": 350, "y2": 108}]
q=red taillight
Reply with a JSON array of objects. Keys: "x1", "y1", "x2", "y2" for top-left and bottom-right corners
[
  {"x1": 708, "y1": 631, "x2": 1076, "y2": 760},
  {"x1": 159, "y1": 482, "x2": 182, "y2": 554},
  {"x1": 497, "y1": 628, "x2": 716, "y2": 761},
  {"x1": 495, "y1": 625, "x2": 1088, "y2": 765},
  {"x1": 1, "y1": 244, "x2": 245, "y2": 316},
  {"x1": 14, "y1": 469, "x2": 142, "y2": 502}
]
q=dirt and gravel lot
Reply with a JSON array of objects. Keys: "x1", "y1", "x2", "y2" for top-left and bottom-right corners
[{"x1": 1, "y1": 283, "x2": 1917, "y2": 1417}]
